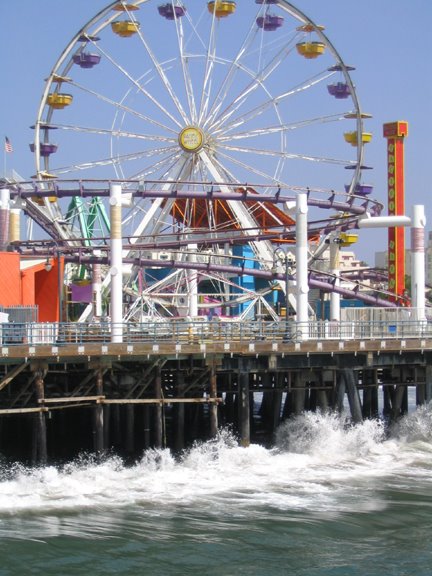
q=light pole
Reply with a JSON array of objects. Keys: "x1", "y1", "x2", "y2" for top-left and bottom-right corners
[
  {"x1": 274, "y1": 248, "x2": 294, "y2": 341},
  {"x1": 284, "y1": 252, "x2": 294, "y2": 341}
]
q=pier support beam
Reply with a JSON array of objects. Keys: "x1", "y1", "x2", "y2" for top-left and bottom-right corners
[
  {"x1": 292, "y1": 372, "x2": 305, "y2": 415},
  {"x1": 174, "y1": 371, "x2": 185, "y2": 451},
  {"x1": 142, "y1": 404, "x2": 151, "y2": 449},
  {"x1": 33, "y1": 371, "x2": 47, "y2": 465},
  {"x1": 343, "y1": 369, "x2": 363, "y2": 423},
  {"x1": 94, "y1": 368, "x2": 104, "y2": 455},
  {"x1": 238, "y1": 368, "x2": 250, "y2": 447},
  {"x1": 271, "y1": 373, "x2": 283, "y2": 434},
  {"x1": 209, "y1": 364, "x2": 218, "y2": 438},
  {"x1": 362, "y1": 369, "x2": 379, "y2": 419},
  {"x1": 125, "y1": 404, "x2": 135, "y2": 454},
  {"x1": 417, "y1": 365, "x2": 432, "y2": 406},
  {"x1": 154, "y1": 365, "x2": 163, "y2": 448}
]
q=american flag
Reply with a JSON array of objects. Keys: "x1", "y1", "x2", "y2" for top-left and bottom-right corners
[{"x1": 4, "y1": 137, "x2": 13, "y2": 153}]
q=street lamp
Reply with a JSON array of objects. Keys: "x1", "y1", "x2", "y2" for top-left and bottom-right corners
[{"x1": 274, "y1": 248, "x2": 294, "y2": 341}]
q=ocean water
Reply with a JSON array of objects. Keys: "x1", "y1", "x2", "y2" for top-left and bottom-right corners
[{"x1": 1, "y1": 407, "x2": 432, "y2": 575}]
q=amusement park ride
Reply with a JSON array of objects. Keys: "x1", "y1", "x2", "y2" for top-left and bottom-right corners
[{"x1": 0, "y1": 0, "x2": 427, "y2": 337}]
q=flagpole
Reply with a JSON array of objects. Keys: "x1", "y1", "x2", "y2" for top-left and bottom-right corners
[{"x1": 3, "y1": 136, "x2": 13, "y2": 179}]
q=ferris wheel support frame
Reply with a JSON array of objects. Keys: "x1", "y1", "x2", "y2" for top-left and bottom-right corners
[
  {"x1": 295, "y1": 191, "x2": 309, "y2": 339},
  {"x1": 110, "y1": 182, "x2": 123, "y2": 343}
]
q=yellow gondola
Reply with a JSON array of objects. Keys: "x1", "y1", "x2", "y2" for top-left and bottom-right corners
[
  {"x1": 111, "y1": 20, "x2": 140, "y2": 37},
  {"x1": 296, "y1": 23, "x2": 325, "y2": 33},
  {"x1": 344, "y1": 132, "x2": 372, "y2": 146},
  {"x1": 29, "y1": 172, "x2": 58, "y2": 204},
  {"x1": 207, "y1": 1, "x2": 236, "y2": 18},
  {"x1": 339, "y1": 233, "x2": 358, "y2": 246},
  {"x1": 296, "y1": 41, "x2": 326, "y2": 59},
  {"x1": 112, "y1": 3, "x2": 139, "y2": 10},
  {"x1": 47, "y1": 93, "x2": 73, "y2": 109}
]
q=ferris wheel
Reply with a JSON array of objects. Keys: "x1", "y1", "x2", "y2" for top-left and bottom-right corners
[{"x1": 30, "y1": 0, "x2": 371, "y2": 320}]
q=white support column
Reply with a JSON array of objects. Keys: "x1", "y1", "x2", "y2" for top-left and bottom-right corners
[
  {"x1": 188, "y1": 243, "x2": 198, "y2": 318},
  {"x1": 110, "y1": 183, "x2": 123, "y2": 343},
  {"x1": 411, "y1": 205, "x2": 426, "y2": 319},
  {"x1": 295, "y1": 191, "x2": 309, "y2": 339},
  {"x1": 92, "y1": 250, "x2": 103, "y2": 319},
  {"x1": 329, "y1": 235, "x2": 341, "y2": 322},
  {"x1": 0, "y1": 188, "x2": 10, "y2": 250},
  {"x1": 9, "y1": 206, "x2": 20, "y2": 244}
]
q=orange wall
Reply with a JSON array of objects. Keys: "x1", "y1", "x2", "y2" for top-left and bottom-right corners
[
  {"x1": 34, "y1": 261, "x2": 61, "y2": 322},
  {"x1": 0, "y1": 253, "x2": 21, "y2": 306},
  {"x1": 0, "y1": 253, "x2": 63, "y2": 322}
]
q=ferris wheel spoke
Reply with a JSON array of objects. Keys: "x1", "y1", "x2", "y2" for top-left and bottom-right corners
[
  {"x1": 93, "y1": 42, "x2": 183, "y2": 128},
  {"x1": 197, "y1": 8, "x2": 219, "y2": 126},
  {"x1": 50, "y1": 123, "x2": 176, "y2": 143},
  {"x1": 208, "y1": 37, "x2": 299, "y2": 134},
  {"x1": 203, "y1": 17, "x2": 260, "y2": 131},
  {"x1": 65, "y1": 78, "x2": 179, "y2": 135},
  {"x1": 128, "y1": 150, "x2": 183, "y2": 181},
  {"x1": 217, "y1": 113, "x2": 346, "y2": 142},
  {"x1": 173, "y1": 17, "x2": 198, "y2": 123},
  {"x1": 51, "y1": 145, "x2": 178, "y2": 175},
  {"x1": 219, "y1": 143, "x2": 351, "y2": 166},
  {"x1": 212, "y1": 70, "x2": 335, "y2": 137},
  {"x1": 133, "y1": 16, "x2": 190, "y2": 124},
  {"x1": 211, "y1": 148, "x2": 288, "y2": 186},
  {"x1": 128, "y1": 153, "x2": 198, "y2": 241}
]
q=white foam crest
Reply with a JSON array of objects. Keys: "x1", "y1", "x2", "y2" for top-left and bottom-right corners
[
  {"x1": 0, "y1": 411, "x2": 432, "y2": 517},
  {"x1": 274, "y1": 411, "x2": 386, "y2": 462},
  {"x1": 391, "y1": 402, "x2": 432, "y2": 443}
]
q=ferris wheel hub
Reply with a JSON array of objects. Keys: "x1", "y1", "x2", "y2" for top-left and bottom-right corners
[{"x1": 178, "y1": 126, "x2": 205, "y2": 153}]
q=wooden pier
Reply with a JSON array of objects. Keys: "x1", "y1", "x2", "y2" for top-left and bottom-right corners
[{"x1": 0, "y1": 322, "x2": 431, "y2": 464}]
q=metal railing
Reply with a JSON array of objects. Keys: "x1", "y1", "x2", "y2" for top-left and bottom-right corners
[{"x1": 0, "y1": 318, "x2": 430, "y2": 347}]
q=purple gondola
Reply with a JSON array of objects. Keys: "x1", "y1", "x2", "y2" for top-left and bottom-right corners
[
  {"x1": 72, "y1": 52, "x2": 101, "y2": 69},
  {"x1": 158, "y1": 4, "x2": 186, "y2": 19},
  {"x1": 29, "y1": 143, "x2": 58, "y2": 157},
  {"x1": 344, "y1": 184, "x2": 373, "y2": 195},
  {"x1": 256, "y1": 14, "x2": 284, "y2": 31},
  {"x1": 328, "y1": 64, "x2": 356, "y2": 72},
  {"x1": 327, "y1": 82, "x2": 350, "y2": 99},
  {"x1": 78, "y1": 34, "x2": 100, "y2": 42}
]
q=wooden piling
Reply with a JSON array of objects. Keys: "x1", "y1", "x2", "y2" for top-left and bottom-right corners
[
  {"x1": 238, "y1": 369, "x2": 250, "y2": 447},
  {"x1": 142, "y1": 404, "x2": 151, "y2": 449},
  {"x1": 174, "y1": 371, "x2": 185, "y2": 451},
  {"x1": 125, "y1": 404, "x2": 135, "y2": 453},
  {"x1": 343, "y1": 368, "x2": 363, "y2": 423},
  {"x1": 292, "y1": 372, "x2": 305, "y2": 415},
  {"x1": 271, "y1": 373, "x2": 283, "y2": 435},
  {"x1": 209, "y1": 364, "x2": 218, "y2": 438},
  {"x1": 94, "y1": 368, "x2": 104, "y2": 455},
  {"x1": 154, "y1": 365, "x2": 163, "y2": 448},
  {"x1": 362, "y1": 369, "x2": 379, "y2": 419},
  {"x1": 33, "y1": 371, "x2": 47, "y2": 465}
]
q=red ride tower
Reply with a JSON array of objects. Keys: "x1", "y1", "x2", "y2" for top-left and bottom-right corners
[{"x1": 383, "y1": 121, "x2": 409, "y2": 304}]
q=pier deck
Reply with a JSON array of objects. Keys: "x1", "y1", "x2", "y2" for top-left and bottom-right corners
[{"x1": 0, "y1": 320, "x2": 431, "y2": 464}]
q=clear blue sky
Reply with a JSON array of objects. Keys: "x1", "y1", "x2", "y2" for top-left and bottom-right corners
[{"x1": 0, "y1": 0, "x2": 430, "y2": 264}]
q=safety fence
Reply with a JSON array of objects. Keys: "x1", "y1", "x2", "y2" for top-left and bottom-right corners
[{"x1": 0, "y1": 318, "x2": 430, "y2": 346}]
